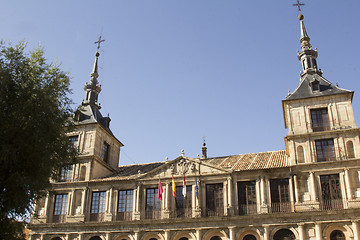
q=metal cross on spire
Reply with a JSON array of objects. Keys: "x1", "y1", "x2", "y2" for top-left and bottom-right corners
[
  {"x1": 292, "y1": 0, "x2": 305, "y2": 13},
  {"x1": 94, "y1": 36, "x2": 105, "y2": 50}
]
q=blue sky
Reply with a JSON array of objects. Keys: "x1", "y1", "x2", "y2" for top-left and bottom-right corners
[{"x1": 1, "y1": 1, "x2": 360, "y2": 165}]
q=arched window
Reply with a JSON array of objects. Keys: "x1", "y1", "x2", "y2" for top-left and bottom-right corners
[
  {"x1": 210, "y1": 237, "x2": 222, "y2": 240},
  {"x1": 297, "y1": 145, "x2": 305, "y2": 163},
  {"x1": 330, "y1": 230, "x2": 345, "y2": 240},
  {"x1": 80, "y1": 166, "x2": 86, "y2": 181},
  {"x1": 243, "y1": 234, "x2": 257, "y2": 240},
  {"x1": 346, "y1": 141, "x2": 355, "y2": 159},
  {"x1": 273, "y1": 229, "x2": 295, "y2": 240},
  {"x1": 89, "y1": 237, "x2": 102, "y2": 240}
]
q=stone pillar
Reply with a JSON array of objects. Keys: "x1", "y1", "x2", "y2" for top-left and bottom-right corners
[
  {"x1": 78, "y1": 233, "x2": 84, "y2": 240},
  {"x1": 353, "y1": 221, "x2": 360, "y2": 240},
  {"x1": 196, "y1": 229, "x2": 201, "y2": 240},
  {"x1": 293, "y1": 175, "x2": 300, "y2": 203},
  {"x1": 298, "y1": 224, "x2": 305, "y2": 240},
  {"x1": 40, "y1": 234, "x2": 44, "y2": 240},
  {"x1": 164, "y1": 230, "x2": 170, "y2": 240},
  {"x1": 256, "y1": 178, "x2": 261, "y2": 212},
  {"x1": 260, "y1": 176, "x2": 266, "y2": 205},
  {"x1": 107, "y1": 187, "x2": 114, "y2": 213},
  {"x1": 263, "y1": 225, "x2": 269, "y2": 240},
  {"x1": 81, "y1": 188, "x2": 87, "y2": 215},
  {"x1": 134, "y1": 231, "x2": 140, "y2": 240},
  {"x1": 64, "y1": 234, "x2": 69, "y2": 240},
  {"x1": 229, "y1": 227, "x2": 236, "y2": 240},
  {"x1": 345, "y1": 168, "x2": 353, "y2": 200},
  {"x1": 44, "y1": 193, "x2": 50, "y2": 216},
  {"x1": 134, "y1": 184, "x2": 141, "y2": 220},
  {"x1": 310, "y1": 172, "x2": 318, "y2": 201},
  {"x1": 228, "y1": 177, "x2": 233, "y2": 209},
  {"x1": 165, "y1": 183, "x2": 170, "y2": 211},
  {"x1": 106, "y1": 232, "x2": 110, "y2": 240},
  {"x1": 223, "y1": 180, "x2": 228, "y2": 216},
  {"x1": 289, "y1": 175, "x2": 295, "y2": 204},
  {"x1": 69, "y1": 189, "x2": 75, "y2": 215},
  {"x1": 315, "y1": 223, "x2": 322, "y2": 240}
]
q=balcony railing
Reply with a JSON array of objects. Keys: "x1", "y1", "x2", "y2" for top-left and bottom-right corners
[
  {"x1": 270, "y1": 202, "x2": 292, "y2": 213},
  {"x1": 52, "y1": 215, "x2": 66, "y2": 223},
  {"x1": 320, "y1": 199, "x2": 343, "y2": 210},
  {"x1": 170, "y1": 208, "x2": 192, "y2": 218},
  {"x1": 89, "y1": 213, "x2": 105, "y2": 222},
  {"x1": 116, "y1": 212, "x2": 132, "y2": 221},
  {"x1": 238, "y1": 204, "x2": 257, "y2": 215},
  {"x1": 145, "y1": 210, "x2": 161, "y2": 219},
  {"x1": 205, "y1": 207, "x2": 224, "y2": 217}
]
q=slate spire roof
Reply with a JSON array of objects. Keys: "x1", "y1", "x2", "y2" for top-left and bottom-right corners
[
  {"x1": 74, "y1": 50, "x2": 112, "y2": 133},
  {"x1": 285, "y1": 14, "x2": 352, "y2": 101}
]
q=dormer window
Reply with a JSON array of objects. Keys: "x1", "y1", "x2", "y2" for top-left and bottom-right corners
[
  {"x1": 310, "y1": 79, "x2": 320, "y2": 92},
  {"x1": 102, "y1": 142, "x2": 110, "y2": 163}
]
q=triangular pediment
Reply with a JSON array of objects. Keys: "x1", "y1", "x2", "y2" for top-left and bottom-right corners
[{"x1": 139, "y1": 156, "x2": 231, "y2": 180}]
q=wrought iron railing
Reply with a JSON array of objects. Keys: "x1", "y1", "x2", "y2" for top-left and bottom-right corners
[
  {"x1": 89, "y1": 213, "x2": 105, "y2": 222},
  {"x1": 52, "y1": 215, "x2": 66, "y2": 223},
  {"x1": 145, "y1": 210, "x2": 161, "y2": 219},
  {"x1": 238, "y1": 204, "x2": 257, "y2": 215},
  {"x1": 170, "y1": 208, "x2": 192, "y2": 218},
  {"x1": 205, "y1": 207, "x2": 224, "y2": 217},
  {"x1": 270, "y1": 202, "x2": 292, "y2": 213},
  {"x1": 116, "y1": 212, "x2": 132, "y2": 221}
]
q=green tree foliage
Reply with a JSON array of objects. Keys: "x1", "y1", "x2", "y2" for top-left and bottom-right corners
[{"x1": 0, "y1": 42, "x2": 77, "y2": 238}]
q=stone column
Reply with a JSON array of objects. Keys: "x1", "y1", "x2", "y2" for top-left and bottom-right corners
[
  {"x1": 81, "y1": 188, "x2": 87, "y2": 215},
  {"x1": 256, "y1": 178, "x2": 261, "y2": 212},
  {"x1": 223, "y1": 180, "x2": 228, "y2": 216},
  {"x1": 69, "y1": 189, "x2": 75, "y2": 215},
  {"x1": 298, "y1": 224, "x2": 305, "y2": 240},
  {"x1": 43, "y1": 193, "x2": 50, "y2": 216},
  {"x1": 134, "y1": 231, "x2": 140, "y2": 240},
  {"x1": 260, "y1": 176, "x2": 266, "y2": 205},
  {"x1": 289, "y1": 175, "x2": 295, "y2": 204},
  {"x1": 165, "y1": 183, "x2": 170, "y2": 211},
  {"x1": 263, "y1": 225, "x2": 269, "y2": 240},
  {"x1": 315, "y1": 223, "x2": 322, "y2": 240},
  {"x1": 229, "y1": 227, "x2": 236, "y2": 240},
  {"x1": 353, "y1": 221, "x2": 359, "y2": 240},
  {"x1": 164, "y1": 230, "x2": 170, "y2": 240},
  {"x1": 293, "y1": 175, "x2": 300, "y2": 203},
  {"x1": 78, "y1": 233, "x2": 84, "y2": 240},
  {"x1": 228, "y1": 177, "x2": 233, "y2": 209},
  {"x1": 106, "y1": 232, "x2": 110, "y2": 240},
  {"x1": 196, "y1": 229, "x2": 201, "y2": 240},
  {"x1": 310, "y1": 172, "x2": 318, "y2": 201},
  {"x1": 108, "y1": 188, "x2": 114, "y2": 213},
  {"x1": 344, "y1": 168, "x2": 353, "y2": 200}
]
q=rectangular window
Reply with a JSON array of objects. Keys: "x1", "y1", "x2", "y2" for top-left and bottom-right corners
[
  {"x1": 117, "y1": 190, "x2": 133, "y2": 221},
  {"x1": 320, "y1": 174, "x2": 343, "y2": 210},
  {"x1": 238, "y1": 181, "x2": 257, "y2": 215},
  {"x1": 53, "y1": 194, "x2": 68, "y2": 215},
  {"x1": 173, "y1": 186, "x2": 192, "y2": 218},
  {"x1": 311, "y1": 108, "x2": 330, "y2": 132},
  {"x1": 145, "y1": 188, "x2": 161, "y2": 219},
  {"x1": 206, "y1": 183, "x2": 224, "y2": 217},
  {"x1": 53, "y1": 194, "x2": 68, "y2": 223},
  {"x1": 59, "y1": 165, "x2": 73, "y2": 182},
  {"x1": 90, "y1": 191, "x2": 106, "y2": 222},
  {"x1": 270, "y1": 179, "x2": 291, "y2": 213},
  {"x1": 315, "y1": 139, "x2": 336, "y2": 162},
  {"x1": 102, "y1": 142, "x2": 110, "y2": 163},
  {"x1": 69, "y1": 135, "x2": 79, "y2": 147}
]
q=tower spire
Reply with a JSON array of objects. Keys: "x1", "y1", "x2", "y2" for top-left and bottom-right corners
[
  {"x1": 82, "y1": 36, "x2": 105, "y2": 109},
  {"x1": 295, "y1": 9, "x2": 321, "y2": 76}
]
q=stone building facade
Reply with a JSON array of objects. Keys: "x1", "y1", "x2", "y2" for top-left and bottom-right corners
[{"x1": 28, "y1": 13, "x2": 360, "y2": 240}]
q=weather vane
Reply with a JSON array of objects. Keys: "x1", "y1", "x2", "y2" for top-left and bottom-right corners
[
  {"x1": 94, "y1": 36, "x2": 105, "y2": 50},
  {"x1": 292, "y1": 0, "x2": 305, "y2": 13}
]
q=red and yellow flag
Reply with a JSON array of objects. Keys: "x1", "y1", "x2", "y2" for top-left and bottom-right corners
[{"x1": 172, "y1": 176, "x2": 176, "y2": 198}]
